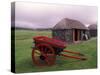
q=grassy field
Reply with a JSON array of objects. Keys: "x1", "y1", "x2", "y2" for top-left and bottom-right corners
[{"x1": 15, "y1": 29, "x2": 97, "y2": 73}]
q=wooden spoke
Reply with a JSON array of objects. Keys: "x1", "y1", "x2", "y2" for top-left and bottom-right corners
[{"x1": 32, "y1": 43, "x2": 56, "y2": 66}]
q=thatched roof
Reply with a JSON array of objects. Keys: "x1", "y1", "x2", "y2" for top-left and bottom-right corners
[
  {"x1": 53, "y1": 18, "x2": 87, "y2": 30},
  {"x1": 88, "y1": 24, "x2": 97, "y2": 30}
]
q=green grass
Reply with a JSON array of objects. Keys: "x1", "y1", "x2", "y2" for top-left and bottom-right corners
[{"x1": 15, "y1": 30, "x2": 97, "y2": 73}]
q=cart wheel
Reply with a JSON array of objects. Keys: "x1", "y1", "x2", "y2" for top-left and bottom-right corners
[{"x1": 32, "y1": 43, "x2": 56, "y2": 66}]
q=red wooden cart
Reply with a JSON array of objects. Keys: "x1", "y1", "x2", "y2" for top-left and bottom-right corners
[{"x1": 32, "y1": 36, "x2": 86, "y2": 66}]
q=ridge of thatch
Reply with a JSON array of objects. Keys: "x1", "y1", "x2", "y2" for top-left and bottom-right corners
[
  {"x1": 88, "y1": 24, "x2": 97, "y2": 30},
  {"x1": 53, "y1": 18, "x2": 87, "y2": 30}
]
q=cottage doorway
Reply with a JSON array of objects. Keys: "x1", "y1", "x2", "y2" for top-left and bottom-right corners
[{"x1": 73, "y1": 29, "x2": 79, "y2": 41}]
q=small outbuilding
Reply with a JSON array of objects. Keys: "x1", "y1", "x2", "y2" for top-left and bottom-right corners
[
  {"x1": 88, "y1": 24, "x2": 97, "y2": 37},
  {"x1": 52, "y1": 18, "x2": 89, "y2": 43}
]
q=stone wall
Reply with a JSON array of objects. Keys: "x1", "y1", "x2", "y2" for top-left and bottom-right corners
[
  {"x1": 89, "y1": 30, "x2": 97, "y2": 37},
  {"x1": 52, "y1": 29, "x2": 73, "y2": 43}
]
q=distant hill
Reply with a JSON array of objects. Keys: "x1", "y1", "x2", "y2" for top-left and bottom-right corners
[{"x1": 11, "y1": 26, "x2": 52, "y2": 31}]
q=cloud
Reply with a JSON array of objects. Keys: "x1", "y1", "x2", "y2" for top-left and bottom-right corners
[{"x1": 13, "y1": 2, "x2": 98, "y2": 28}]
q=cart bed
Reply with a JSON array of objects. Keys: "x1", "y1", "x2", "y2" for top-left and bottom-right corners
[{"x1": 33, "y1": 36, "x2": 66, "y2": 48}]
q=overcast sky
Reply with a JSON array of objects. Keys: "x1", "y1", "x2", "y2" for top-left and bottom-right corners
[{"x1": 14, "y1": 2, "x2": 98, "y2": 29}]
